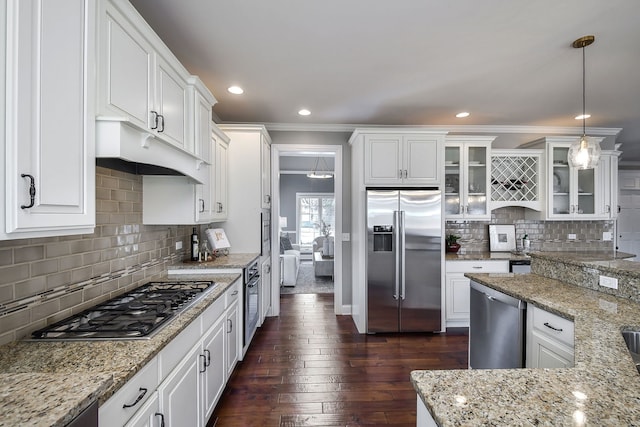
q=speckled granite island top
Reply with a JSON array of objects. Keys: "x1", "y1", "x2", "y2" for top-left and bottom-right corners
[
  {"x1": 169, "y1": 252, "x2": 260, "y2": 270},
  {"x1": 0, "y1": 273, "x2": 241, "y2": 427},
  {"x1": 411, "y1": 273, "x2": 640, "y2": 426}
]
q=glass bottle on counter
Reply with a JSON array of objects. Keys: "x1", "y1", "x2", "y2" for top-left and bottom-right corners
[{"x1": 191, "y1": 227, "x2": 199, "y2": 261}]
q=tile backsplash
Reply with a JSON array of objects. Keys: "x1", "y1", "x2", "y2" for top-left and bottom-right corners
[
  {"x1": 0, "y1": 166, "x2": 190, "y2": 345},
  {"x1": 446, "y1": 207, "x2": 614, "y2": 253}
]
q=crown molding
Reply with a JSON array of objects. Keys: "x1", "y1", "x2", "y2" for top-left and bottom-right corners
[{"x1": 224, "y1": 122, "x2": 622, "y2": 136}]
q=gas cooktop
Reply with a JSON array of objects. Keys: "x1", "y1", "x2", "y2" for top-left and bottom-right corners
[{"x1": 31, "y1": 281, "x2": 216, "y2": 340}]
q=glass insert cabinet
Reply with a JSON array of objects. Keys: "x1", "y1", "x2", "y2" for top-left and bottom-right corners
[
  {"x1": 549, "y1": 145, "x2": 597, "y2": 218},
  {"x1": 444, "y1": 137, "x2": 494, "y2": 220}
]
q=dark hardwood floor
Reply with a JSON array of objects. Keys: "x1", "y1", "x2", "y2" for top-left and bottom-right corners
[{"x1": 209, "y1": 293, "x2": 468, "y2": 427}]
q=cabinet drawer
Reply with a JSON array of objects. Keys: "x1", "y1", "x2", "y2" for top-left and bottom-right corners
[
  {"x1": 99, "y1": 357, "x2": 159, "y2": 427},
  {"x1": 446, "y1": 260, "x2": 509, "y2": 273},
  {"x1": 158, "y1": 315, "x2": 202, "y2": 380},
  {"x1": 531, "y1": 306, "x2": 574, "y2": 347},
  {"x1": 226, "y1": 280, "x2": 240, "y2": 306},
  {"x1": 201, "y1": 295, "x2": 226, "y2": 331}
]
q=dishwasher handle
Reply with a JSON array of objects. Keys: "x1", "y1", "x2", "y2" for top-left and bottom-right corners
[{"x1": 471, "y1": 280, "x2": 526, "y2": 310}]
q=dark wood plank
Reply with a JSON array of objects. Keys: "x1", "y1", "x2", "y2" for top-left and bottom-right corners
[{"x1": 208, "y1": 293, "x2": 468, "y2": 426}]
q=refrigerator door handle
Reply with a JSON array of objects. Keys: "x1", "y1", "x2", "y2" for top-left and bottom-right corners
[
  {"x1": 400, "y1": 210, "x2": 406, "y2": 300},
  {"x1": 393, "y1": 210, "x2": 400, "y2": 300}
]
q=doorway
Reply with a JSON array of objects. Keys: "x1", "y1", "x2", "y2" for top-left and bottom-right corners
[
  {"x1": 617, "y1": 190, "x2": 640, "y2": 259},
  {"x1": 270, "y1": 144, "x2": 343, "y2": 317}
]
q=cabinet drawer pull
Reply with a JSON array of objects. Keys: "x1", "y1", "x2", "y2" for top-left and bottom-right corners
[
  {"x1": 122, "y1": 387, "x2": 147, "y2": 408},
  {"x1": 20, "y1": 174, "x2": 36, "y2": 209},
  {"x1": 150, "y1": 111, "x2": 159, "y2": 130},
  {"x1": 231, "y1": 290, "x2": 238, "y2": 296},
  {"x1": 543, "y1": 322, "x2": 563, "y2": 332},
  {"x1": 227, "y1": 318, "x2": 233, "y2": 333},
  {"x1": 155, "y1": 413, "x2": 165, "y2": 427},
  {"x1": 158, "y1": 114, "x2": 165, "y2": 132},
  {"x1": 199, "y1": 199, "x2": 205, "y2": 213},
  {"x1": 472, "y1": 266, "x2": 483, "y2": 269},
  {"x1": 204, "y1": 349, "x2": 211, "y2": 367},
  {"x1": 199, "y1": 354, "x2": 207, "y2": 373}
]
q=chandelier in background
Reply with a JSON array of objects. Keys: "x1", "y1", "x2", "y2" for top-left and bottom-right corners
[
  {"x1": 567, "y1": 35, "x2": 601, "y2": 170},
  {"x1": 307, "y1": 157, "x2": 333, "y2": 179}
]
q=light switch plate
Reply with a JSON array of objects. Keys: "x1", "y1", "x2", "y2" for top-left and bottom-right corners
[
  {"x1": 568, "y1": 234, "x2": 577, "y2": 240},
  {"x1": 342, "y1": 233, "x2": 350, "y2": 241},
  {"x1": 602, "y1": 232, "x2": 613, "y2": 241},
  {"x1": 176, "y1": 241, "x2": 183, "y2": 250},
  {"x1": 599, "y1": 275, "x2": 618, "y2": 289}
]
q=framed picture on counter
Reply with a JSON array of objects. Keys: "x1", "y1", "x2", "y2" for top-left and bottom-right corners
[
  {"x1": 489, "y1": 224, "x2": 516, "y2": 252},
  {"x1": 206, "y1": 228, "x2": 231, "y2": 249}
]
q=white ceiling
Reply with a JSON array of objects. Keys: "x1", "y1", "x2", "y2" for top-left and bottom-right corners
[{"x1": 130, "y1": 0, "x2": 640, "y2": 164}]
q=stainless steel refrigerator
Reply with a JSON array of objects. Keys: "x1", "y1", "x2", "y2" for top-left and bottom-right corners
[{"x1": 366, "y1": 188, "x2": 442, "y2": 333}]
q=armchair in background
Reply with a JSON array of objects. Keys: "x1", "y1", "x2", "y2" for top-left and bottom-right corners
[{"x1": 280, "y1": 234, "x2": 300, "y2": 286}]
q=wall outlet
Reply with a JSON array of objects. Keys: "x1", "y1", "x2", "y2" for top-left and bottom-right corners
[
  {"x1": 602, "y1": 232, "x2": 613, "y2": 241},
  {"x1": 599, "y1": 275, "x2": 618, "y2": 289},
  {"x1": 342, "y1": 233, "x2": 350, "y2": 242},
  {"x1": 176, "y1": 241, "x2": 183, "y2": 250},
  {"x1": 568, "y1": 234, "x2": 577, "y2": 240}
]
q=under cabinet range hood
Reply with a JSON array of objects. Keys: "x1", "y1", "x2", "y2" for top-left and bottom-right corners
[{"x1": 96, "y1": 118, "x2": 208, "y2": 184}]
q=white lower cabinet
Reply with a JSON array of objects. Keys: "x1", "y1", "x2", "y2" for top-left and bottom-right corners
[
  {"x1": 124, "y1": 391, "x2": 160, "y2": 427},
  {"x1": 445, "y1": 260, "x2": 509, "y2": 327},
  {"x1": 416, "y1": 395, "x2": 438, "y2": 427},
  {"x1": 259, "y1": 258, "x2": 272, "y2": 326},
  {"x1": 159, "y1": 343, "x2": 202, "y2": 427},
  {"x1": 201, "y1": 317, "x2": 226, "y2": 424},
  {"x1": 226, "y1": 298, "x2": 240, "y2": 378},
  {"x1": 99, "y1": 280, "x2": 242, "y2": 426},
  {"x1": 526, "y1": 306, "x2": 574, "y2": 368}
]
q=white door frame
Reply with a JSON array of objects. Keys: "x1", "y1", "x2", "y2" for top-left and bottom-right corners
[{"x1": 270, "y1": 144, "x2": 343, "y2": 316}]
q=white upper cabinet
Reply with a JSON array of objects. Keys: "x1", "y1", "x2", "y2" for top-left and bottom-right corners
[
  {"x1": 189, "y1": 76, "x2": 217, "y2": 163},
  {"x1": 261, "y1": 138, "x2": 272, "y2": 208},
  {"x1": 1, "y1": 0, "x2": 95, "y2": 240},
  {"x1": 444, "y1": 137, "x2": 493, "y2": 220},
  {"x1": 363, "y1": 133, "x2": 443, "y2": 185},
  {"x1": 598, "y1": 151, "x2": 620, "y2": 219},
  {"x1": 98, "y1": 0, "x2": 198, "y2": 154},
  {"x1": 522, "y1": 137, "x2": 612, "y2": 220},
  {"x1": 212, "y1": 129, "x2": 230, "y2": 221}
]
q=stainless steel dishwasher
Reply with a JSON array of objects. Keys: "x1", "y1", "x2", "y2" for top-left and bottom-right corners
[{"x1": 469, "y1": 280, "x2": 527, "y2": 369}]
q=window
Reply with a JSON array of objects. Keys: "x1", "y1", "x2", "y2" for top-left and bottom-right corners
[{"x1": 296, "y1": 193, "x2": 335, "y2": 245}]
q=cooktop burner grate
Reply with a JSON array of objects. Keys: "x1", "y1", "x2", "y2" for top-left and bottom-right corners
[{"x1": 31, "y1": 281, "x2": 215, "y2": 340}]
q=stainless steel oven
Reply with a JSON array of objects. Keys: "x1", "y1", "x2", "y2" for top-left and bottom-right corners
[{"x1": 244, "y1": 259, "x2": 260, "y2": 347}]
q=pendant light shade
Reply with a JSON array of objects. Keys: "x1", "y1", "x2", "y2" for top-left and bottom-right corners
[
  {"x1": 568, "y1": 35, "x2": 600, "y2": 170},
  {"x1": 307, "y1": 157, "x2": 333, "y2": 179}
]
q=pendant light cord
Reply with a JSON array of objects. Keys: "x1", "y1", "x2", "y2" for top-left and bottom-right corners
[{"x1": 582, "y1": 44, "x2": 586, "y2": 137}]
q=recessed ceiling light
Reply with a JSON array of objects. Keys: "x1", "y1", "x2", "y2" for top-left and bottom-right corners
[
  {"x1": 456, "y1": 112, "x2": 470, "y2": 118},
  {"x1": 227, "y1": 86, "x2": 244, "y2": 95},
  {"x1": 298, "y1": 109, "x2": 311, "y2": 116},
  {"x1": 575, "y1": 114, "x2": 591, "y2": 120}
]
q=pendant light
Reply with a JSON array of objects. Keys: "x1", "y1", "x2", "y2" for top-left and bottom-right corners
[
  {"x1": 567, "y1": 35, "x2": 600, "y2": 170},
  {"x1": 307, "y1": 157, "x2": 333, "y2": 179}
]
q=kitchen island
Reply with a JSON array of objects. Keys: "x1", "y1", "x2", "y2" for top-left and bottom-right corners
[
  {"x1": 412, "y1": 252, "x2": 640, "y2": 425},
  {"x1": 0, "y1": 272, "x2": 241, "y2": 427}
]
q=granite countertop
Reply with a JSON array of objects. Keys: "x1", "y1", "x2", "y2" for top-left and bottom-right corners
[
  {"x1": 169, "y1": 252, "x2": 260, "y2": 270},
  {"x1": 411, "y1": 273, "x2": 640, "y2": 426},
  {"x1": 0, "y1": 273, "x2": 241, "y2": 427},
  {"x1": 445, "y1": 251, "x2": 530, "y2": 261}
]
